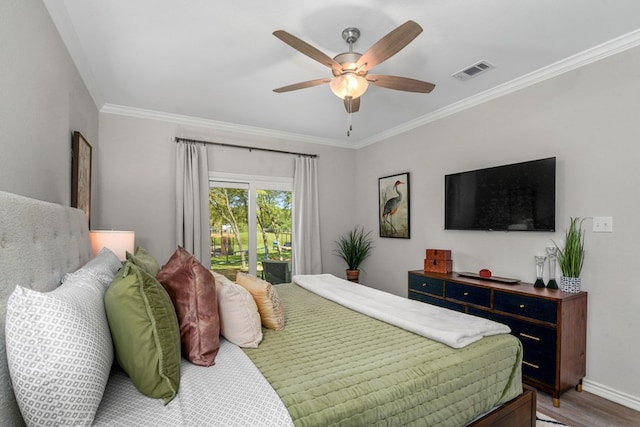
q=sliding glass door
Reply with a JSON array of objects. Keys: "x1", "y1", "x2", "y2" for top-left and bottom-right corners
[
  {"x1": 209, "y1": 182, "x2": 249, "y2": 280},
  {"x1": 209, "y1": 174, "x2": 292, "y2": 281}
]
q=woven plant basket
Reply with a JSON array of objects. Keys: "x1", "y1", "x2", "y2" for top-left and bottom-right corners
[{"x1": 346, "y1": 269, "x2": 360, "y2": 283}]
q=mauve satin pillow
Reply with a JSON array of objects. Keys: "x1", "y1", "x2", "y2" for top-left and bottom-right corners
[{"x1": 156, "y1": 247, "x2": 220, "y2": 366}]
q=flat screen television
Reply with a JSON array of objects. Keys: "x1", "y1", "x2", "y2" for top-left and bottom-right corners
[{"x1": 444, "y1": 157, "x2": 556, "y2": 231}]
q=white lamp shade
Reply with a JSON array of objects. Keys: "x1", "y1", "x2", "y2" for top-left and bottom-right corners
[{"x1": 89, "y1": 230, "x2": 135, "y2": 261}]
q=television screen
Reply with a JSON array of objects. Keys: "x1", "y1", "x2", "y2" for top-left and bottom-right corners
[{"x1": 445, "y1": 157, "x2": 556, "y2": 231}]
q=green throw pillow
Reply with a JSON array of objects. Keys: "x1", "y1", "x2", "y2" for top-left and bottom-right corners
[
  {"x1": 105, "y1": 262, "x2": 181, "y2": 403},
  {"x1": 126, "y1": 246, "x2": 161, "y2": 276}
]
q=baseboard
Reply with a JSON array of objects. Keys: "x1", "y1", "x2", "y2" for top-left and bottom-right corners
[{"x1": 582, "y1": 379, "x2": 640, "y2": 412}]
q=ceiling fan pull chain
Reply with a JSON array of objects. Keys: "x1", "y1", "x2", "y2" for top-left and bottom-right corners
[{"x1": 347, "y1": 97, "x2": 353, "y2": 137}]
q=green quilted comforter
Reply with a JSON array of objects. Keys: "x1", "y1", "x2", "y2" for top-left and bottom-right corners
[{"x1": 243, "y1": 283, "x2": 522, "y2": 427}]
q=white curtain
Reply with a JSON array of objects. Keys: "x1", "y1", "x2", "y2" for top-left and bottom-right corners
[
  {"x1": 292, "y1": 156, "x2": 322, "y2": 275},
  {"x1": 176, "y1": 142, "x2": 210, "y2": 263}
]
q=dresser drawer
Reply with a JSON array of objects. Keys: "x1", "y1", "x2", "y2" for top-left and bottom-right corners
[
  {"x1": 494, "y1": 291, "x2": 557, "y2": 324},
  {"x1": 409, "y1": 291, "x2": 465, "y2": 313},
  {"x1": 469, "y1": 308, "x2": 556, "y2": 386},
  {"x1": 515, "y1": 320, "x2": 557, "y2": 386},
  {"x1": 445, "y1": 281, "x2": 491, "y2": 308},
  {"x1": 408, "y1": 274, "x2": 444, "y2": 297}
]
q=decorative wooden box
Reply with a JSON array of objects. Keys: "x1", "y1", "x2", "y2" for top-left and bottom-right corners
[
  {"x1": 425, "y1": 249, "x2": 451, "y2": 260},
  {"x1": 424, "y1": 259, "x2": 453, "y2": 273},
  {"x1": 424, "y1": 249, "x2": 452, "y2": 273}
]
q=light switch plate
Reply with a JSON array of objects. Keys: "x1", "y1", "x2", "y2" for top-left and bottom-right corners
[{"x1": 593, "y1": 216, "x2": 613, "y2": 233}]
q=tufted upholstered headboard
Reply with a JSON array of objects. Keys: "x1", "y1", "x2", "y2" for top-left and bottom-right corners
[{"x1": 0, "y1": 190, "x2": 92, "y2": 426}]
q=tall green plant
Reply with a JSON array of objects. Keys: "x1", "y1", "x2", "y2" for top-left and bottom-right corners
[
  {"x1": 554, "y1": 217, "x2": 586, "y2": 278},
  {"x1": 334, "y1": 227, "x2": 374, "y2": 270}
]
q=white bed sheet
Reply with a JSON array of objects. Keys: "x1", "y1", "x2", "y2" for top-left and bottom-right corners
[{"x1": 93, "y1": 339, "x2": 293, "y2": 427}]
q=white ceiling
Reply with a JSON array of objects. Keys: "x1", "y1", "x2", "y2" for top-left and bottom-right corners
[{"x1": 44, "y1": 1, "x2": 640, "y2": 147}]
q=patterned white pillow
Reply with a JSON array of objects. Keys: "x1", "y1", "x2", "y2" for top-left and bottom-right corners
[
  {"x1": 63, "y1": 247, "x2": 122, "y2": 288},
  {"x1": 6, "y1": 270, "x2": 114, "y2": 426}
]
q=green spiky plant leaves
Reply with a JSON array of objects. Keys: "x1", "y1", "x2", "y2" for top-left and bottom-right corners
[
  {"x1": 554, "y1": 217, "x2": 586, "y2": 278},
  {"x1": 334, "y1": 226, "x2": 374, "y2": 270}
]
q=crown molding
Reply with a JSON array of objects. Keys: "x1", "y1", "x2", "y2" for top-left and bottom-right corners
[
  {"x1": 354, "y1": 29, "x2": 640, "y2": 149},
  {"x1": 100, "y1": 104, "x2": 345, "y2": 148}
]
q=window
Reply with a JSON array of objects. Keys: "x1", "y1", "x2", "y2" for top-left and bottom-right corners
[{"x1": 209, "y1": 173, "x2": 292, "y2": 281}]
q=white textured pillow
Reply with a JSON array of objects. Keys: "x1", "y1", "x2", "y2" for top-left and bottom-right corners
[
  {"x1": 6, "y1": 271, "x2": 114, "y2": 426},
  {"x1": 63, "y1": 247, "x2": 122, "y2": 288},
  {"x1": 213, "y1": 272, "x2": 263, "y2": 348}
]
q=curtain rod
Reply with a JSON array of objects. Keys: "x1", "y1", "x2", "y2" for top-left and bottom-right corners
[{"x1": 174, "y1": 137, "x2": 318, "y2": 158}]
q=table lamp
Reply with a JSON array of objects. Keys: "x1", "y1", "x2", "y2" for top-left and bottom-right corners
[{"x1": 89, "y1": 230, "x2": 135, "y2": 261}]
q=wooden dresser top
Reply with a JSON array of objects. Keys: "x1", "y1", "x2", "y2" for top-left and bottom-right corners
[{"x1": 409, "y1": 270, "x2": 587, "y2": 302}]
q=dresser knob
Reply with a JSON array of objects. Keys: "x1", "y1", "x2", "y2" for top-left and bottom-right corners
[
  {"x1": 422, "y1": 283, "x2": 427, "y2": 287},
  {"x1": 463, "y1": 292, "x2": 469, "y2": 296},
  {"x1": 519, "y1": 304, "x2": 525, "y2": 309}
]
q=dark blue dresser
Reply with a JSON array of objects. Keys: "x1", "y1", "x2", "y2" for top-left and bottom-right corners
[{"x1": 408, "y1": 270, "x2": 587, "y2": 408}]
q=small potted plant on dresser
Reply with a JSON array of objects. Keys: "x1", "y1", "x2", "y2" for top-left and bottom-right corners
[
  {"x1": 555, "y1": 217, "x2": 586, "y2": 293},
  {"x1": 334, "y1": 226, "x2": 373, "y2": 283}
]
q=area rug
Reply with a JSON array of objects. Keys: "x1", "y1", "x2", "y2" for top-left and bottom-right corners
[{"x1": 536, "y1": 411, "x2": 570, "y2": 426}]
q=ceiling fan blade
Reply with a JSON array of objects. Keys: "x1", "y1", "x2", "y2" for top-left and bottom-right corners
[
  {"x1": 273, "y1": 78, "x2": 331, "y2": 93},
  {"x1": 356, "y1": 20, "x2": 423, "y2": 70},
  {"x1": 367, "y1": 74, "x2": 435, "y2": 93},
  {"x1": 273, "y1": 30, "x2": 342, "y2": 73},
  {"x1": 344, "y1": 96, "x2": 360, "y2": 113}
]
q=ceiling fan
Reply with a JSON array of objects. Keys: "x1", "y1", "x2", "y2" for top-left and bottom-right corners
[{"x1": 272, "y1": 20, "x2": 436, "y2": 117}]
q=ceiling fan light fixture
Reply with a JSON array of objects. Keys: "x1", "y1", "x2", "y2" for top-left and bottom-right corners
[
  {"x1": 273, "y1": 20, "x2": 435, "y2": 125},
  {"x1": 329, "y1": 73, "x2": 368, "y2": 99}
]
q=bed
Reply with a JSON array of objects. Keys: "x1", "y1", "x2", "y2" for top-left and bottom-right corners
[{"x1": 0, "y1": 190, "x2": 535, "y2": 426}]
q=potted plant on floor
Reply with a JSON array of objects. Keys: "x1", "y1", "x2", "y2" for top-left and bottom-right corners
[
  {"x1": 554, "y1": 217, "x2": 586, "y2": 293},
  {"x1": 334, "y1": 226, "x2": 374, "y2": 283}
]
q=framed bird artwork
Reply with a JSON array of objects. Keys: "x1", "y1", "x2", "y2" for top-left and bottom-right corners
[{"x1": 379, "y1": 172, "x2": 410, "y2": 238}]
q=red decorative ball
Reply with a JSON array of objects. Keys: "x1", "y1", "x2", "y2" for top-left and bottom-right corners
[{"x1": 479, "y1": 269, "x2": 492, "y2": 278}]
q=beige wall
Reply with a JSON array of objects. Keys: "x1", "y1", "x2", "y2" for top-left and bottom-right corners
[
  {"x1": 97, "y1": 112, "x2": 357, "y2": 274},
  {"x1": 354, "y1": 45, "x2": 640, "y2": 409},
  {"x1": 0, "y1": 0, "x2": 98, "y2": 208}
]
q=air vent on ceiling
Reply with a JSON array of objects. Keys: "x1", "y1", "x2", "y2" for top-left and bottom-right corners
[{"x1": 452, "y1": 61, "x2": 495, "y2": 81}]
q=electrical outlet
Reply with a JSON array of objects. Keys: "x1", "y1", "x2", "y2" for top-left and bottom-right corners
[{"x1": 593, "y1": 216, "x2": 613, "y2": 233}]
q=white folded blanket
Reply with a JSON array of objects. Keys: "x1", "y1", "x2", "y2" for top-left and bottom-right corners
[{"x1": 293, "y1": 274, "x2": 510, "y2": 348}]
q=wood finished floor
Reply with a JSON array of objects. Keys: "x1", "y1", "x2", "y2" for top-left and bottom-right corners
[{"x1": 537, "y1": 389, "x2": 640, "y2": 427}]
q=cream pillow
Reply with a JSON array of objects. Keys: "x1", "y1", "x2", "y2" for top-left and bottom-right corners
[
  {"x1": 236, "y1": 272, "x2": 285, "y2": 330},
  {"x1": 213, "y1": 272, "x2": 263, "y2": 348}
]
